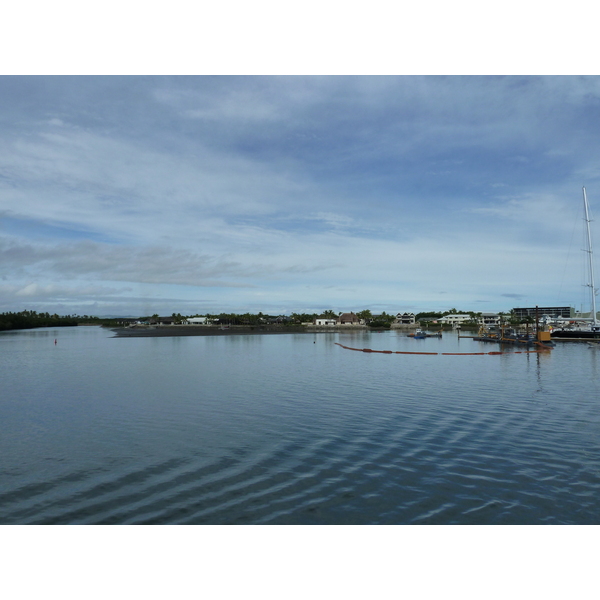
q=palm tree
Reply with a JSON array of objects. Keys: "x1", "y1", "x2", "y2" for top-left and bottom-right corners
[{"x1": 356, "y1": 309, "x2": 372, "y2": 322}]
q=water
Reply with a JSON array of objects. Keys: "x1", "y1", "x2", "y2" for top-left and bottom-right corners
[{"x1": 1, "y1": 326, "x2": 600, "y2": 524}]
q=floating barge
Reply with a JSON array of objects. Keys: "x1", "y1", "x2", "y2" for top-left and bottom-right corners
[{"x1": 473, "y1": 326, "x2": 554, "y2": 349}]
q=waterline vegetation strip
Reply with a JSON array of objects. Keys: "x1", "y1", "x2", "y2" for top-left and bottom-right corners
[{"x1": 334, "y1": 343, "x2": 548, "y2": 356}]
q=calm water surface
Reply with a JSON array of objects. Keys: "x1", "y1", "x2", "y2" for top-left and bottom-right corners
[{"x1": 1, "y1": 326, "x2": 599, "y2": 524}]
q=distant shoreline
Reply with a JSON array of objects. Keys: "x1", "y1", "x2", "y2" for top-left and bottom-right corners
[{"x1": 110, "y1": 325, "x2": 370, "y2": 338}]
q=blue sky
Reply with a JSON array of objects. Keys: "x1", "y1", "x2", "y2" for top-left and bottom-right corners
[{"x1": 2, "y1": 75, "x2": 600, "y2": 316}]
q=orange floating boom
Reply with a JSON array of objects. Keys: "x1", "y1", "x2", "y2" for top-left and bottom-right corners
[{"x1": 334, "y1": 343, "x2": 547, "y2": 356}]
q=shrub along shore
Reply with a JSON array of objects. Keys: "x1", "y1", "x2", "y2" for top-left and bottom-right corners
[{"x1": 0, "y1": 311, "x2": 81, "y2": 331}]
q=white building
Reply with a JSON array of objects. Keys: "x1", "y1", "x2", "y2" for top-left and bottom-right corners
[
  {"x1": 438, "y1": 314, "x2": 473, "y2": 325},
  {"x1": 314, "y1": 318, "x2": 337, "y2": 326},
  {"x1": 186, "y1": 317, "x2": 209, "y2": 325}
]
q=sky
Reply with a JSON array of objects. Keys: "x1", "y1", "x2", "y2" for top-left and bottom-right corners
[{"x1": 2, "y1": 74, "x2": 600, "y2": 316}]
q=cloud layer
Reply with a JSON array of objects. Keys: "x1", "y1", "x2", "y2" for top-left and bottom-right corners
[{"x1": 1, "y1": 76, "x2": 599, "y2": 316}]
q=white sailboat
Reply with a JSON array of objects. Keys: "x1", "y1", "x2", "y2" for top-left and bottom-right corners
[
  {"x1": 583, "y1": 187, "x2": 600, "y2": 333},
  {"x1": 553, "y1": 187, "x2": 600, "y2": 339}
]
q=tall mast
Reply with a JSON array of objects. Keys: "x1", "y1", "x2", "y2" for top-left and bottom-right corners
[{"x1": 583, "y1": 187, "x2": 599, "y2": 330}]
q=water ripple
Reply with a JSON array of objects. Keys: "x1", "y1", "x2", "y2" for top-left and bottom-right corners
[{"x1": 2, "y1": 330, "x2": 600, "y2": 524}]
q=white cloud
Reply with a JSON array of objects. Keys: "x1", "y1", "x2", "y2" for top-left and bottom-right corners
[
  {"x1": 7, "y1": 282, "x2": 126, "y2": 299},
  {"x1": 2, "y1": 76, "x2": 600, "y2": 315},
  {"x1": 15, "y1": 282, "x2": 38, "y2": 296}
]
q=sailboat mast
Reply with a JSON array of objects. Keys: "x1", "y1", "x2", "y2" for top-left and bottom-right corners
[{"x1": 583, "y1": 187, "x2": 599, "y2": 330}]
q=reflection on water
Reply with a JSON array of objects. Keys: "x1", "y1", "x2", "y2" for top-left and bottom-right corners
[{"x1": 1, "y1": 326, "x2": 599, "y2": 524}]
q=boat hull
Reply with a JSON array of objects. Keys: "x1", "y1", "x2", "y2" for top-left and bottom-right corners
[{"x1": 551, "y1": 330, "x2": 600, "y2": 340}]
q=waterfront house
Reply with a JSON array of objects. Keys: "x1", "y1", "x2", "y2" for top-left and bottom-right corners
[
  {"x1": 314, "y1": 317, "x2": 338, "y2": 326},
  {"x1": 156, "y1": 316, "x2": 175, "y2": 325},
  {"x1": 186, "y1": 317, "x2": 209, "y2": 325},
  {"x1": 115, "y1": 318, "x2": 138, "y2": 326},
  {"x1": 396, "y1": 312, "x2": 416, "y2": 324},
  {"x1": 337, "y1": 312, "x2": 361, "y2": 325},
  {"x1": 479, "y1": 313, "x2": 500, "y2": 326},
  {"x1": 269, "y1": 316, "x2": 292, "y2": 325},
  {"x1": 438, "y1": 314, "x2": 472, "y2": 325}
]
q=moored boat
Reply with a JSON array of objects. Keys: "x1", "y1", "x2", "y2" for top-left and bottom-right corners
[
  {"x1": 409, "y1": 328, "x2": 442, "y2": 339},
  {"x1": 552, "y1": 187, "x2": 600, "y2": 341}
]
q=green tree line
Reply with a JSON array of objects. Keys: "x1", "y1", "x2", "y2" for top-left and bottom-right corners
[{"x1": 0, "y1": 311, "x2": 81, "y2": 331}]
